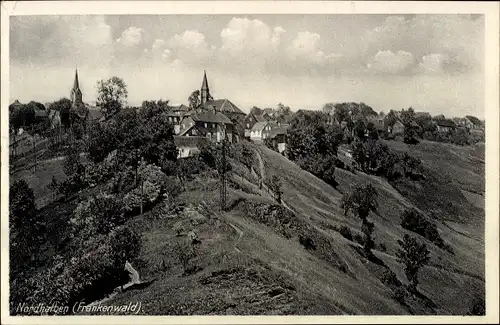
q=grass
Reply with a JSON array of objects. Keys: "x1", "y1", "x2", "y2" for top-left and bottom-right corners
[{"x1": 11, "y1": 140, "x2": 485, "y2": 315}]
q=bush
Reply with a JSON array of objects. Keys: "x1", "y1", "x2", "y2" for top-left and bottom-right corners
[
  {"x1": 173, "y1": 240, "x2": 198, "y2": 275},
  {"x1": 400, "y1": 209, "x2": 445, "y2": 248},
  {"x1": 381, "y1": 269, "x2": 401, "y2": 288},
  {"x1": 396, "y1": 234, "x2": 430, "y2": 293},
  {"x1": 339, "y1": 226, "x2": 353, "y2": 241}
]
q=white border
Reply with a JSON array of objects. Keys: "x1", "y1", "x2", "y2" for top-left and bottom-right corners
[{"x1": 1, "y1": 1, "x2": 499, "y2": 324}]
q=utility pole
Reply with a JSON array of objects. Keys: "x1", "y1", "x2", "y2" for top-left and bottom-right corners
[{"x1": 219, "y1": 125, "x2": 228, "y2": 212}]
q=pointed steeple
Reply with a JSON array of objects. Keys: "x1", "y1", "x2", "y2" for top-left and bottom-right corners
[
  {"x1": 200, "y1": 70, "x2": 211, "y2": 107},
  {"x1": 70, "y1": 68, "x2": 83, "y2": 107},
  {"x1": 73, "y1": 69, "x2": 80, "y2": 90}
]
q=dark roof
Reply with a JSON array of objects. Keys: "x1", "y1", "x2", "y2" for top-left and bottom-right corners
[
  {"x1": 436, "y1": 119, "x2": 456, "y2": 127},
  {"x1": 35, "y1": 109, "x2": 47, "y2": 118},
  {"x1": 203, "y1": 99, "x2": 245, "y2": 115},
  {"x1": 169, "y1": 104, "x2": 190, "y2": 112},
  {"x1": 255, "y1": 114, "x2": 268, "y2": 122},
  {"x1": 415, "y1": 112, "x2": 431, "y2": 118},
  {"x1": 179, "y1": 124, "x2": 208, "y2": 136},
  {"x1": 87, "y1": 109, "x2": 104, "y2": 121},
  {"x1": 174, "y1": 135, "x2": 209, "y2": 147},
  {"x1": 465, "y1": 115, "x2": 483, "y2": 126},
  {"x1": 251, "y1": 121, "x2": 275, "y2": 132},
  {"x1": 268, "y1": 126, "x2": 288, "y2": 138},
  {"x1": 189, "y1": 110, "x2": 232, "y2": 124}
]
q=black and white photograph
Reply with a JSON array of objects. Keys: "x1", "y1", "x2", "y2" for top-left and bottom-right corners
[{"x1": 1, "y1": 1, "x2": 499, "y2": 323}]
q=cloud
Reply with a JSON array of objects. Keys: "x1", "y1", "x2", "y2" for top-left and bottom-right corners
[
  {"x1": 363, "y1": 15, "x2": 484, "y2": 75},
  {"x1": 166, "y1": 30, "x2": 214, "y2": 66},
  {"x1": 367, "y1": 50, "x2": 414, "y2": 74},
  {"x1": 419, "y1": 53, "x2": 448, "y2": 73},
  {"x1": 116, "y1": 26, "x2": 145, "y2": 48},
  {"x1": 11, "y1": 16, "x2": 114, "y2": 68}
]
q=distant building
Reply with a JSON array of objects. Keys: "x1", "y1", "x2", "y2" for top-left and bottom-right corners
[
  {"x1": 179, "y1": 110, "x2": 234, "y2": 143},
  {"x1": 249, "y1": 121, "x2": 275, "y2": 141},
  {"x1": 366, "y1": 115, "x2": 386, "y2": 131},
  {"x1": 390, "y1": 120, "x2": 405, "y2": 135},
  {"x1": 264, "y1": 125, "x2": 288, "y2": 153},
  {"x1": 167, "y1": 104, "x2": 190, "y2": 134},
  {"x1": 174, "y1": 135, "x2": 209, "y2": 159},
  {"x1": 435, "y1": 119, "x2": 456, "y2": 133},
  {"x1": 244, "y1": 112, "x2": 269, "y2": 137}
]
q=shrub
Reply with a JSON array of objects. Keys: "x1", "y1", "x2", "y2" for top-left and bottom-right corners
[
  {"x1": 396, "y1": 234, "x2": 430, "y2": 293},
  {"x1": 339, "y1": 226, "x2": 353, "y2": 241},
  {"x1": 400, "y1": 209, "x2": 445, "y2": 248},
  {"x1": 173, "y1": 240, "x2": 198, "y2": 275},
  {"x1": 381, "y1": 269, "x2": 401, "y2": 288}
]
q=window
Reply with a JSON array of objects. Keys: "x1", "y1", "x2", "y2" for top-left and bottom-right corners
[
  {"x1": 204, "y1": 123, "x2": 207, "y2": 128},
  {"x1": 169, "y1": 117, "x2": 172, "y2": 122}
]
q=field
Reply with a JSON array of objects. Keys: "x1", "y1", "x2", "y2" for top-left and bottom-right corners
[
  {"x1": 11, "y1": 139, "x2": 485, "y2": 315},
  {"x1": 96, "y1": 141, "x2": 484, "y2": 315}
]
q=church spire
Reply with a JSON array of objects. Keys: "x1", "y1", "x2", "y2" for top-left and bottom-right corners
[
  {"x1": 73, "y1": 69, "x2": 80, "y2": 90},
  {"x1": 200, "y1": 70, "x2": 211, "y2": 107}
]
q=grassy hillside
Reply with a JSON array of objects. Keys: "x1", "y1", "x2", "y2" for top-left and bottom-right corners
[{"x1": 89, "y1": 141, "x2": 485, "y2": 315}]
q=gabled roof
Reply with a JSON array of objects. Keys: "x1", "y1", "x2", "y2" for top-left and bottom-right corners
[
  {"x1": 87, "y1": 109, "x2": 104, "y2": 121},
  {"x1": 415, "y1": 112, "x2": 431, "y2": 118},
  {"x1": 268, "y1": 126, "x2": 288, "y2": 138},
  {"x1": 435, "y1": 119, "x2": 456, "y2": 128},
  {"x1": 251, "y1": 121, "x2": 272, "y2": 132},
  {"x1": 169, "y1": 104, "x2": 190, "y2": 112},
  {"x1": 174, "y1": 135, "x2": 209, "y2": 148},
  {"x1": 179, "y1": 124, "x2": 208, "y2": 136},
  {"x1": 255, "y1": 114, "x2": 268, "y2": 122},
  {"x1": 189, "y1": 110, "x2": 232, "y2": 124},
  {"x1": 204, "y1": 99, "x2": 245, "y2": 115}
]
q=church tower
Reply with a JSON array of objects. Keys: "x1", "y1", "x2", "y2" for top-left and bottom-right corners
[
  {"x1": 70, "y1": 69, "x2": 83, "y2": 107},
  {"x1": 200, "y1": 70, "x2": 211, "y2": 107}
]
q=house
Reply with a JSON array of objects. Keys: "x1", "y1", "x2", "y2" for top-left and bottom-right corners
[
  {"x1": 265, "y1": 125, "x2": 288, "y2": 153},
  {"x1": 173, "y1": 135, "x2": 209, "y2": 159},
  {"x1": 249, "y1": 121, "x2": 276, "y2": 142},
  {"x1": 464, "y1": 115, "x2": 484, "y2": 130},
  {"x1": 390, "y1": 120, "x2": 405, "y2": 134},
  {"x1": 167, "y1": 104, "x2": 190, "y2": 134},
  {"x1": 244, "y1": 112, "x2": 269, "y2": 135},
  {"x1": 179, "y1": 110, "x2": 234, "y2": 143},
  {"x1": 435, "y1": 119, "x2": 456, "y2": 133},
  {"x1": 366, "y1": 115, "x2": 386, "y2": 131}
]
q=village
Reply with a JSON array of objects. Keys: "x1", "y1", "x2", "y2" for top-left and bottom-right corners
[{"x1": 9, "y1": 70, "x2": 485, "y2": 162}]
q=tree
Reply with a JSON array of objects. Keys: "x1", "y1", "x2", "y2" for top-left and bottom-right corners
[
  {"x1": 341, "y1": 184, "x2": 378, "y2": 255},
  {"x1": 49, "y1": 98, "x2": 73, "y2": 130},
  {"x1": 400, "y1": 107, "x2": 416, "y2": 126},
  {"x1": 322, "y1": 103, "x2": 335, "y2": 115},
  {"x1": 353, "y1": 119, "x2": 367, "y2": 140},
  {"x1": 250, "y1": 106, "x2": 263, "y2": 115},
  {"x1": 366, "y1": 122, "x2": 379, "y2": 140},
  {"x1": 333, "y1": 103, "x2": 350, "y2": 123},
  {"x1": 263, "y1": 137, "x2": 278, "y2": 152},
  {"x1": 9, "y1": 180, "x2": 38, "y2": 277},
  {"x1": 386, "y1": 110, "x2": 398, "y2": 128},
  {"x1": 396, "y1": 234, "x2": 430, "y2": 293},
  {"x1": 188, "y1": 90, "x2": 201, "y2": 109},
  {"x1": 108, "y1": 226, "x2": 141, "y2": 268},
  {"x1": 269, "y1": 175, "x2": 283, "y2": 203},
  {"x1": 96, "y1": 76, "x2": 128, "y2": 119}
]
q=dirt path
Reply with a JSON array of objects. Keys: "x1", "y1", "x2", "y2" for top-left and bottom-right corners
[
  {"x1": 228, "y1": 222, "x2": 243, "y2": 253},
  {"x1": 85, "y1": 260, "x2": 141, "y2": 307}
]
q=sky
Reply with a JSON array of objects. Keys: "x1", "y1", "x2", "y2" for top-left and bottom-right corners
[{"x1": 10, "y1": 14, "x2": 484, "y2": 118}]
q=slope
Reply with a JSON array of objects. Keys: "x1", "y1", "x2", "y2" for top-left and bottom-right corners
[{"x1": 94, "y1": 142, "x2": 483, "y2": 315}]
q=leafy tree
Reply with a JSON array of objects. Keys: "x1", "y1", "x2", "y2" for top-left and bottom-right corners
[
  {"x1": 366, "y1": 122, "x2": 379, "y2": 140},
  {"x1": 322, "y1": 102, "x2": 335, "y2": 115},
  {"x1": 108, "y1": 226, "x2": 141, "y2": 268},
  {"x1": 269, "y1": 175, "x2": 283, "y2": 203},
  {"x1": 386, "y1": 110, "x2": 398, "y2": 128},
  {"x1": 49, "y1": 98, "x2": 73, "y2": 129},
  {"x1": 87, "y1": 120, "x2": 117, "y2": 163},
  {"x1": 341, "y1": 184, "x2": 378, "y2": 255},
  {"x1": 250, "y1": 106, "x2": 263, "y2": 115},
  {"x1": 188, "y1": 90, "x2": 201, "y2": 109},
  {"x1": 353, "y1": 119, "x2": 367, "y2": 140},
  {"x1": 400, "y1": 107, "x2": 416, "y2": 126},
  {"x1": 333, "y1": 103, "x2": 350, "y2": 123},
  {"x1": 96, "y1": 76, "x2": 128, "y2": 119},
  {"x1": 9, "y1": 180, "x2": 38, "y2": 277},
  {"x1": 396, "y1": 234, "x2": 430, "y2": 293}
]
